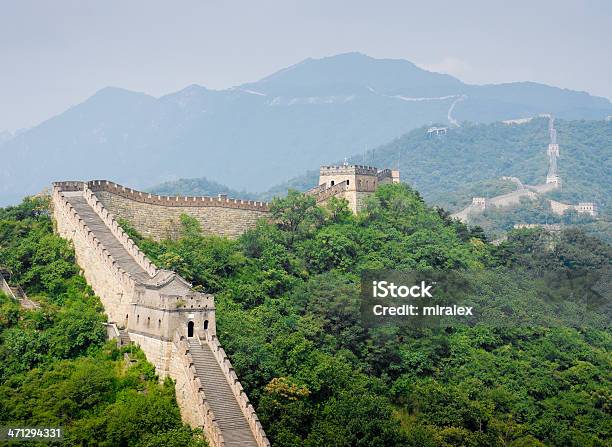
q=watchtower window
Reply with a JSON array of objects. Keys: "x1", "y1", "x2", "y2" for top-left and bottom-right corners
[
  {"x1": 347, "y1": 180, "x2": 350, "y2": 186},
  {"x1": 204, "y1": 320, "x2": 209, "y2": 330},
  {"x1": 147, "y1": 317, "x2": 150, "y2": 327}
]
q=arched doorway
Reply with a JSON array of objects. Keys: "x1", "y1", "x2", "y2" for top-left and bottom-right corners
[{"x1": 187, "y1": 321, "x2": 194, "y2": 337}]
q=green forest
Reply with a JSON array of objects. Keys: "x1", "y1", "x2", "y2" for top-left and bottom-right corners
[
  {"x1": 125, "y1": 185, "x2": 609, "y2": 446},
  {"x1": 0, "y1": 185, "x2": 610, "y2": 446}
]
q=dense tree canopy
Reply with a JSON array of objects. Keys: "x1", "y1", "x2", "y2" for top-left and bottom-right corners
[{"x1": 124, "y1": 184, "x2": 611, "y2": 447}]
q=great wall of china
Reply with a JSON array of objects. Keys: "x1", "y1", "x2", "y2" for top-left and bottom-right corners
[
  {"x1": 52, "y1": 181, "x2": 270, "y2": 447},
  {"x1": 49, "y1": 164, "x2": 398, "y2": 445},
  {"x1": 451, "y1": 115, "x2": 598, "y2": 223}
]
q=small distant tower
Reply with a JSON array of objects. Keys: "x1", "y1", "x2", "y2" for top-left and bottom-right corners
[
  {"x1": 472, "y1": 197, "x2": 487, "y2": 209},
  {"x1": 316, "y1": 164, "x2": 400, "y2": 213},
  {"x1": 546, "y1": 118, "x2": 561, "y2": 187},
  {"x1": 576, "y1": 202, "x2": 598, "y2": 217}
]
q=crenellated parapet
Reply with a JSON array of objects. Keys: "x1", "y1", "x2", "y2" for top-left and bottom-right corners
[
  {"x1": 88, "y1": 180, "x2": 269, "y2": 211},
  {"x1": 85, "y1": 180, "x2": 269, "y2": 240},
  {"x1": 201, "y1": 332, "x2": 271, "y2": 447},
  {"x1": 52, "y1": 183, "x2": 138, "y2": 294},
  {"x1": 82, "y1": 185, "x2": 158, "y2": 276},
  {"x1": 52, "y1": 180, "x2": 267, "y2": 446},
  {"x1": 319, "y1": 164, "x2": 379, "y2": 176},
  {"x1": 174, "y1": 332, "x2": 227, "y2": 447}
]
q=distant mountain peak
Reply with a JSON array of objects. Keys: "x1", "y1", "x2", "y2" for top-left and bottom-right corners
[{"x1": 244, "y1": 52, "x2": 463, "y2": 97}]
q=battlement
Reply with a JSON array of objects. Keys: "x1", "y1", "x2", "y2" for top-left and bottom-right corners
[
  {"x1": 319, "y1": 164, "x2": 379, "y2": 176},
  {"x1": 514, "y1": 223, "x2": 562, "y2": 231},
  {"x1": 88, "y1": 180, "x2": 269, "y2": 211},
  {"x1": 576, "y1": 202, "x2": 598, "y2": 216},
  {"x1": 472, "y1": 197, "x2": 487, "y2": 208},
  {"x1": 313, "y1": 164, "x2": 401, "y2": 212},
  {"x1": 54, "y1": 180, "x2": 271, "y2": 240},
  {"x1": 52, "y1": 180, "x2": 267, "y2": 446}
]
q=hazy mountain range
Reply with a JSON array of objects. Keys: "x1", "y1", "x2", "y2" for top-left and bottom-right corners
[{"x1": 2, "y1": 52, "x2": 611, "y2": 205}]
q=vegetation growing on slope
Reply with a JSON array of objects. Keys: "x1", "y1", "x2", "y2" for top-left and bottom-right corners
[
  {"x1": 123, "y1": 185, "x2": 611, "y2": 447},
  {"x1": 0, "y1": 197, "x2": 207, "y2": 447}
]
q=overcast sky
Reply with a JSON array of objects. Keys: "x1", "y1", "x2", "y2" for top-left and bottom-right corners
[{"x1": 1, "y1": 0, "x2": 611, "y2": 131}]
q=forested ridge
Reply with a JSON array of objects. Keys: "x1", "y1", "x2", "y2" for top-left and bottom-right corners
[
  {"x1": 0, "y1": 186, "x2": 610, "y2": 446},
  {"x1": 0, "y1": 197, "x2": 207, "y2": 446},
  {"x1": 122, "y1": 185, "x2": 610, "y2": 447},
  {"x1": 150, "y1": 118, "x2": 611, "y2": 242}
]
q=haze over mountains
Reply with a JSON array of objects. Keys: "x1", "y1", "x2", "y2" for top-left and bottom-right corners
[{"x1": 1, "y1": 52, "x2": 611, "y2": 205}]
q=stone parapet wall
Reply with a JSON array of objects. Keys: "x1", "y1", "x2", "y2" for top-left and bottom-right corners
[
  {"x1": 88, "y1": 180, "x2": 269, "y2": 211},
  {"x1": 52, "y1": 185, "x2": 137, "y2": 321},
  {"x1": 53, "y1": 180, "x2": 269, "y2": 446},
  {"x1": 488, "y1": 189, "x2": 536, "y2": 207},
  {"x1": 320, "y1": 165, "x2": 378, "y2": 176},
  {"x1": 200, "y1": 333, "x2": 271, "y2": 447},
  {"x1": 173, "y1": 333, "x2": 226, "y2": 447},
  {"x1": 94, "y1": 188, "x2": 268, "y2": 240},
  {"x1": 305, "y1": 183, "x2": 327, "y2": 196},
  {"x1": 83, "y1": 186, "x2": 158, "y2": 276},
  {"x1": 313, "y1": 180, "x2": 349, "y2": 203}
]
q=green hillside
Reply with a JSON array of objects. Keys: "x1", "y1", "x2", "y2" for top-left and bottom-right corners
[
  {"x1": 122, "y1": 185, "x2": 611, "y2": 446},
  {"x1": 367, "y1": 118, "x2": 611, "y2": 212}
]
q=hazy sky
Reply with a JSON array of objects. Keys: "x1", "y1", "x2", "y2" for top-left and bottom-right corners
[{"x1": 1, "y1": 0, "x2": 611, "y2": 131}]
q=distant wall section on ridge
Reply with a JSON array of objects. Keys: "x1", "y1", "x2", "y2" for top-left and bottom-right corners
[{"x1": 88, "y1": 181, "x2": 270, "y2": 240}]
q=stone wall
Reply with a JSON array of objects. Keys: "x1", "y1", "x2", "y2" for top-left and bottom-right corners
[
  {"x1": 52, "y1": 184, "x2": 135, "y2": 323},
  {"x1": 89, "y1": 180, "x2": 269, "y2": 240},
  {"x1": 171, "y1": 333, "x2": 225, "y2": 447},
  {"x1": 52, "y1": 181, "x2": 269, "y2": 447},
  {"x1": 202, "y1": 332, "x2": 270, "y2": 447}
]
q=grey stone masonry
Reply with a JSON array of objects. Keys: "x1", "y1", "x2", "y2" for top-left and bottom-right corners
[
  {"x1": 52, "y1": 181, "x2": 270, "y2": 447},
  {"x1": 87, "y1": 180, "x2": 270, "y2": 240}
]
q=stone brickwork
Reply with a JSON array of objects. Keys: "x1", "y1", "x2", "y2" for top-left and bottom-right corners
[
  {"x1": 88, "y1": 180, "x2": 269, "y2": 240},
  {"x1": 51, "y1": 181, "x2": 269, "y2": 447},
  {"x1": 172, "y1": 333, "x2": 226, "y2": 447},
  {"x1": 310, "y1": 164, "x2": 400, "y2": 213}
]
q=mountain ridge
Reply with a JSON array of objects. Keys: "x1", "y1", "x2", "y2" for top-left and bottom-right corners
[{"x1": 1, "y1": 52, "x2": 611, "y2": 205}]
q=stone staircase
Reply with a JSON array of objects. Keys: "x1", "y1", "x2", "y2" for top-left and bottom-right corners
[
  {"x1": 118, "y1": 329, "x2": 132, "y2": 346},
  {"x1": 55, "y1": 186, "x2": 268, "y2": 446},
  {"x1": 188, "y1": 339, "x2": 258, "y2": 447},
  {"x1": 63, "y1": 193, "x2": 152, "y2": 281},
  {"x1": 0, "y1": 269, "x2": 38, "y2": 309}
]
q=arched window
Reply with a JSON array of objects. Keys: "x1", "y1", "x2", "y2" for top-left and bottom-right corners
[
  {"x1": 187, "y1": 321, "x2": 194, "y2": 337},
  {"x1": 347, "y1": 180, "x2": 350, "y2": 186},
  {"x1": 147, "y1": 317, "x2": 150, "y2": 327},
  {"x1": 331, "y1": 180, "x2": 335, "y2": 186},
  {"x1": 158, "y1": 319, "x2": 161, "y2": 328},
  {"x1": 137, "y1": 315, "x2": 140, "y2": 324},
  {"x1": 204, "y1": 320, "x2": 209, "y2": 330}
]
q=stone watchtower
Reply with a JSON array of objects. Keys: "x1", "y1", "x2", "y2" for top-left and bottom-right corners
[{"x1": 316, "y1": 163, "x2": 400, "y2": 213}]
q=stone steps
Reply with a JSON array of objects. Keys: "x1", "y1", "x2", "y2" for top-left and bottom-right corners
[
  {"x1": 63, "y1": 195, "x2": 150, "y2": 282},
  {"x1": 118, "y1": 329, "x2": 132, "y2": 346},
  {"x1": 188, "y1": 339, "x2": 258, "y2": 446}
]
